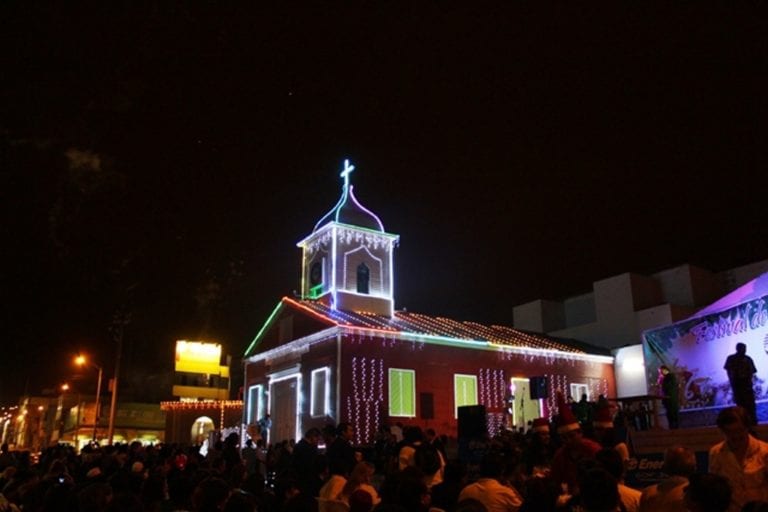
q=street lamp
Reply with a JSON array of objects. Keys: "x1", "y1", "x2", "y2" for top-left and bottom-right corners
[{"x1": 75, "y1": 355, "x2": 103, "y2": 442}]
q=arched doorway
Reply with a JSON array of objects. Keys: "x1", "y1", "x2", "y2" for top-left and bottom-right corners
[{"x1": 191, "y1": 416, "x2": 215, "y2": 444}]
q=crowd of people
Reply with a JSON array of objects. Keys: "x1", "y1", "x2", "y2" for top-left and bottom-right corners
[{"x1": 0, "y1": 400, "x2": 766, "y2": 512}]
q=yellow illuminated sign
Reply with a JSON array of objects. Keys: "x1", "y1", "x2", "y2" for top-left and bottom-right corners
[{"x1": 175, "y1": 340, "x2": 224, "y2": 374}]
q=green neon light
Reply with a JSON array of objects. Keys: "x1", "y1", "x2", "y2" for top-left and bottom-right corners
[
  {"x1": 309, "y1": 284, "x2": 323, "y2": 299},
  {"x1": 243, "y1": 301, "x2": 285, "y2": 357}
]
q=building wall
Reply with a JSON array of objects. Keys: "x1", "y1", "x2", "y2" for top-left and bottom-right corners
[
  {"x1": 513, "y1": 259, "x2": 768, "y2": 349},
  {"x1": 338, "y1": 335, "x2": 615, "y2": 443},
  {"x1": 513, "y1": 300, "x2": 565, "y2": 332},
  {"x1": 564, "y1": 293, "x2": 597, "y2": 327},
  {"x1": 243, "y1": 336, "x2": 340, "y2": 442},
  {"x1": 612, "y1": 344, "x2": 648, "y2": 397},
  {"x1": 243, "y1": 334, "x2": 615, "y2": 446},
  {"x1": 164, "y1": 406, "x2": 241, "y2": 444}
]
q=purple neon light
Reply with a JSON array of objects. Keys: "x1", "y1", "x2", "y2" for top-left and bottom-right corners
[{"x1": 313, "y1": 162, "x2": 386, "y2": 233}]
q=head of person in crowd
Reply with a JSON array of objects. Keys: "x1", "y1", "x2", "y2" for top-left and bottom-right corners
[
  {"x1": 398, "y1": 469, "x2": 431, "y2": 512},
  {"x1": 716, "y1": 406, "x2": 751, "y2": 453},
  {"x1": 742, "y1": 502, "x2": 768, "y2": 512},
  {"x1": 595, "y1": 448, "x2": 625, "y2": 483},
  {"x1": 341, "y1": 461, "x2": 376, "y2": 498},
  {"x1": 191, "y1": 477, "x2": 231, "y2": 512},
  {"x1": 442, "y1": 459, "x2": 467, "y2": 486},
  {"x1": 531, "y1": 418, "x2": 551, "y2": 445},
  {"x1": 77, "y1": 482, "x2": 114, "y2": 512},
  {"x1": 349, "y1": 488, "x2": 374, "y2": 512},
  {"x1": 662, "y1": 445, "x2": 696, "y2": 477},
  {"x1": 322, "y1": 424, "x2": 337, "y2": 447},
  {"x1": 556, "y1": 391, "x2": 585, "y2": 448},
  {"x1": 592, "y1": 403, "x2": 616, "y2": 446},
  {"x1": 337, "y1": 422, "x2": 355, "y2": 442},
  {"x1": 224, "y1": 432, "x2": 239, "y2": 447},
  {"x1": 579, "y1": 468, "x2": 620, "y2": 512},
  {"x1": 222, "y1": 490, "x2": 258, "y2": 512},
  {"x1": 455, "y1": 498, "x2": 489, "y2": 512},
  {"x1": 478, "y1": 451, "x2": 506, "y2": 481},
  {"x1": 736, "y1": 342, "x2": 747, "y2": 355},
  {"x1": 404, "y1": 426, "x2": 424, "y2": 445},
  {"x1": 683, "y1": 473, "x2": 732, "y2": 512},
  {"x1": 328, "y1": 457, "x2": 348, "y2": 478},
  {"x1": 303, "y1": 427, "x2": 322, "y2": 446}
]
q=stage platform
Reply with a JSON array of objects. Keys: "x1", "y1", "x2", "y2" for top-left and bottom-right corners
[{"x1": 629, "y1": 424, "x2": 768, "y2": 455}]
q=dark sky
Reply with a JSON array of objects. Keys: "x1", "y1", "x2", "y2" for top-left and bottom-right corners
[{"x1": 2, "y1": 4, "x2": 767, "y2": 404}]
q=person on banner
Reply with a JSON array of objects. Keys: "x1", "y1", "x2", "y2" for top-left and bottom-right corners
[
  {"x1": 724, "y1": 342, "x2": 757, "y2": 425},
  {"x1": 658, "y1": 365, "x2": 679, "y2": 429}
]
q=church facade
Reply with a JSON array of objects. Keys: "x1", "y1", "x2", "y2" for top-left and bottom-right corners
[{"x1": 242, "y1": 160, "x2": 615, "y2": 445}]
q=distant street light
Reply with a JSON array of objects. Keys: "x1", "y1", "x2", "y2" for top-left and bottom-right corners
[{"x1": 75, "y1": 355, "x2": 103, "y2": 442}]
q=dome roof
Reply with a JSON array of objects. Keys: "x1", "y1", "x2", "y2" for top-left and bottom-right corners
[{"x1": 313, "y1": 161, "x2": 385, "y2": 233}]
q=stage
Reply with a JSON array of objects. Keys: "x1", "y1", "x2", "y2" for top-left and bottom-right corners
[{"x1": 629, "y1": 423, "x2": 768, "y2": 455}]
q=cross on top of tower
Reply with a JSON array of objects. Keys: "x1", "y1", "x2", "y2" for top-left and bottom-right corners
[{"x1": 340, "y1": 159, "x2": 355, "y2": 188}]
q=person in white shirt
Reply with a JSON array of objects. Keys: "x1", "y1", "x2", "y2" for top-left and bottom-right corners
[
  {"x1": 337, "y1": 461, "x2": 381, "y2": 507},
  {"x1": 458, "y1": 452, "x2": 523, "y2": 512},
  {"x1": 709, "y1": 406, "x2": 768, "y2": 512}
]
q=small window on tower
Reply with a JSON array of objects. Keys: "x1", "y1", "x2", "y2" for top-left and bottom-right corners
[
  {"x1": 310, "y1": 262, "x2": 323, "y2": 286},
  {"x1": 357, "y1": 262, "x2": 370, "y2": 294},
  {"x1": 309, "y1": 261, "x2": 323, "y2": 298}
]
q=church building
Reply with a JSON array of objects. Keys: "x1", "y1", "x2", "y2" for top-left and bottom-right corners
[{"x1": 242, "y1": 160, "x2": 615, "y2": 445}]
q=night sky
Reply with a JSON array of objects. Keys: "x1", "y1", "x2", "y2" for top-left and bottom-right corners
[{"x1": 2, "y1": 4, "x2": 767, "y2": 404}]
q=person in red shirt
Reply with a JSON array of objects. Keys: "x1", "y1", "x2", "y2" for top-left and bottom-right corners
[{"x1": 551, "y1": 391, "x2": 602, "y2": 495}]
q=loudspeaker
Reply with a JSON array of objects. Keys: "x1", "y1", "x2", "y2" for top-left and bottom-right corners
[
  {"x1": 529, "y1": 376, "x2": 548, "y2": 400},
  {"x1": 457, "y1": 404, "x2": 487, "y2": 439},
  {"x1": 420, "y1": 393, "x2": 434, "y2": 420}
]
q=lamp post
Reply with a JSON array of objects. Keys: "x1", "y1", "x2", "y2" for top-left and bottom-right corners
[
  {"x1": 75, "y1": 355, "x2": 103, "y2": 443},
  {"x1": 56, "y1": 383, "x2": 69, "y2": 444}
]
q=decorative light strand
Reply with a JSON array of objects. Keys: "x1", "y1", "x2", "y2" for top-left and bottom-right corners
[{"x1": 160, "y1": 400, "x2": 243, "y2": 411}]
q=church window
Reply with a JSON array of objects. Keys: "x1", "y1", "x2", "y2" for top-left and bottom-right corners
[
  {"x1": 247, "y1": 384, "x2": 264, "y2": 425},
  {"x1": 309, "y1": 261, "x2": 324, "y2": 298},
  {"x1": 357, "y1": 262, "x2": 370, "y2": 294},
  {"x1": 389, "y1": 368, "x2": 415, "y2": 417},
  {"x1": 454, "y1": 374, "x2": 478, "y2": 418},
  {"x1": 310, "y1": 367, "x2": 330, "y2": 418}
]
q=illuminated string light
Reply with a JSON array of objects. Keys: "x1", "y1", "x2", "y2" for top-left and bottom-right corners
[
  {"x1": 347, "y1": 356, "x2": 384, "y2": 444},
  {"x1": 297, "y1": 161, "x2": 398, "y2": 314},
  {"x1": 160, "y1": 400, "x2": 243, "y2": 411}
]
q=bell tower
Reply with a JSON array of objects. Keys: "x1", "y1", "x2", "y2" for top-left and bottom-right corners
[{"x1": 297, "y1": 160, "x2": 399, "y2": 316}]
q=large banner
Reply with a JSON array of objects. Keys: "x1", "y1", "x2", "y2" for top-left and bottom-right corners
[{"x1": 643, "y1": 294, "x2": 768, "y2": 410}]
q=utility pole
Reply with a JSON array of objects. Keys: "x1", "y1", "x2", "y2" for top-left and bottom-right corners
[{"x1": 107, "y1": 308, "x2": 130, "y2": 445}]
